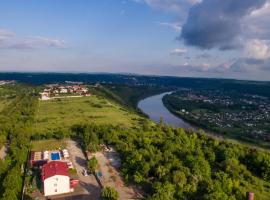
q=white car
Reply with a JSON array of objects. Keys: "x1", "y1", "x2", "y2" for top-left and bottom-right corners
[{"x1": 82, "y1": 168, "x2": 89, "y2": 176}]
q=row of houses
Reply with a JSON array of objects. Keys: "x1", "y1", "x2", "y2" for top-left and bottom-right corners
[
  {"x1": 40, "y1": 84, "x2": 91, "y2": 100},
  {"x1": 0, "y1": 80, "x2": 15, "y2": 85}
]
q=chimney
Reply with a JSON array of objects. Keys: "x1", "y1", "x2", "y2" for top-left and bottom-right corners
[{"x1": 246, "y1": 192, "x2": 254, "y2": 200}]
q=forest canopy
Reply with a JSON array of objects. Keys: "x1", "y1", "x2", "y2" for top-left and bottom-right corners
[{"x1": 71, "y1": 123, "x2": 270, "y2": 200}]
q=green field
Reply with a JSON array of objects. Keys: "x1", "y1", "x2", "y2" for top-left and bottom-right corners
[
  {"x1": 34, "y1": 95, "x2": 144, "y2": 134},
  {"x1": 31, "y1": 139, "x2": 67, "y2": 151}
]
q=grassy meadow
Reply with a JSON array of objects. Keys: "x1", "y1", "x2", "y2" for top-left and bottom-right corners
[
  {"x1": 31, "y1": 139, "x2": 67, "y2": 151},
  {"x1": 33, "y1": 95, "x2": 144, "y2": 134},
  {"x1": 0, "y1": 99, "x2": 10, "y2": 112}
]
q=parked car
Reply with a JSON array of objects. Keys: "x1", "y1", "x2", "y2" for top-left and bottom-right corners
[{"x1": 82, "y1": 168, "x2": 88, "y2": 176}]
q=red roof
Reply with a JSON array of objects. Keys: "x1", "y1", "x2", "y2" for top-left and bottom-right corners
[{"x1": 42, "y1": 161, "x2": 69, "y2": 180}]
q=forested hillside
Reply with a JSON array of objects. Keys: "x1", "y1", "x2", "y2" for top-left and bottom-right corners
[
  {"x1": 72, "y1": 123, "x2": 270, "y2": 200},
  {"x1": 88, "y1": 84, "x2": 170, "y2": 109}
]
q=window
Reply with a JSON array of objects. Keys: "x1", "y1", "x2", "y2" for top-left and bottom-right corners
[
  {"x1": 54, "y1": 183, "x2": 57, "y2": 187},
  {"x1": 55, "y1": 189, "x2": 57, "y2": 193}
]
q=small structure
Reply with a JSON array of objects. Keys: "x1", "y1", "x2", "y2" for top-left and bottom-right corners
[
  {"x1": 29, "y1": 151, "x2": 48, "y2": 168},
  {"x1": 42, "y1": 161, "x2": 70, "y2": 197},
  {"x1": 60, "y1": 88, "x2": 68, "y2": 94},
  {"x1": 43, "y1": 151, "x2": 49, "y2": 160},
  {"x1": 62, "y1": 149, "x2": 69, "y2": 159},
  {"x1": 40, "y1": 92, "x2": 50, "y2": 101}
]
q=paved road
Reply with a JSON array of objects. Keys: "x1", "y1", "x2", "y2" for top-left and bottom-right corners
[{"x1": 65, "y1": 139, "x2": 101, "y2": 200}]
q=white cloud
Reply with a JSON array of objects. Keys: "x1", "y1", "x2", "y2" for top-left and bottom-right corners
[
  {"x1": 245, "y1": 39, "x2": 270, "y2": 59},
  {"x1": 0, "y1": 29, "x2": 15, "y2": 41},
  {"x1": 0, "y1": 28, "x2": 67, "y2": 50},
  {"x1": 133, "y1": 0, "x2": 200, "y2": 18},
  {"x1": 29, "y1": 36, "x2": 67, "y2": 49},
  {"x1": 137, "y1": 0, "x2": 200, "y2": 10},
  {"x1": 243, "y1": 1, "x2": 270, "y2": 40},
  {"x1": 170, "y1": 48, "x2": 187, "y2": 55},
  {"x1": 250, "y1": 1, "x2": 270, "y2": 16},
  {"x1": 156, "y1": 22, "x2": 182, "y2": 32}
]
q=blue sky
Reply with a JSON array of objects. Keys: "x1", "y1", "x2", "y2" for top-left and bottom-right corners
[{"x1": 0, "y1": 0, "x2": 270, "y2": 80}]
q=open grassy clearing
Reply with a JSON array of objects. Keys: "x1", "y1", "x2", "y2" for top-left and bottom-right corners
[
  {"x1": 30, "y1": 139, "x2": 67, "y2": 151},
  {"x1": 33, "y1": 95, "x2": 144, "y2": 134}
]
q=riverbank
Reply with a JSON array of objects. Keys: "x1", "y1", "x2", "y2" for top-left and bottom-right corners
[
  {"x1": 138, "y1": 92, "x2": 192, "y2": 129},
  {"x1": 162, "y1": 93, "x2": 270, "y2": 150},
  {"x1": 138, "y1": 92, "x2": 270, "y2": 152}
]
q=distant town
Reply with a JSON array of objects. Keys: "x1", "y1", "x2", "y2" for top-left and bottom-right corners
[
  {"x1": 40, "y1": 82, "x2": 91, "y2": 100},
  {"x1": 0, "y1": 80, "x2": 15, "y2": 85},
  {"x1": 163, "y1": 89, "x2": 270, "y2": 142}
]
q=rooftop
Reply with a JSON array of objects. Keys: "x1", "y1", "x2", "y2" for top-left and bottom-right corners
[{"x1": 42, "y1": 161, "x2": 69, "y2": 180}]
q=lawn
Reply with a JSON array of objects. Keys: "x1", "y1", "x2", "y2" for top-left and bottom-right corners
[
  {"x1": 31, "y1": 139, "x2": 67, "y2": 151},
  {"x1": 33, "y1": 95, "x2": 143, "y2": 134}
]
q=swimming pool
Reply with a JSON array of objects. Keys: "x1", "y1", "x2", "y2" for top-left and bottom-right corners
[{"x1": 51, "y1": 152, "x2": 60, "y2": 160}]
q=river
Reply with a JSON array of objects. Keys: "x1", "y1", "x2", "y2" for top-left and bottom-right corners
[
  {"x1": 138, "y1": 92, "x2": 192, "y2": 129},
  {"x1": 138, "y1": 92, "x2": 270, "y2": 151}
]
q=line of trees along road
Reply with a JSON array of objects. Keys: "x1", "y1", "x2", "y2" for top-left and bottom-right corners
[{"x1": 0, "y1": 87, "x2": 37, "y2": 200}]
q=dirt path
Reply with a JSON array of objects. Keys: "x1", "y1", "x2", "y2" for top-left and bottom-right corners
[
  {"x1": 65, "y1": 139, "x2": 101, "y2": 200},
  {"x1": 94, "y1": 151, "x2": 144, "y2": 200},
  {"x1": 0, "y1": 145, "x2": 7, "y2": 160}
]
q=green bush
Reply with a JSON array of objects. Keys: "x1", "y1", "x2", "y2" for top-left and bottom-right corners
[{"x1": 101, "y1": 187, "x2": 119, "y2": 200}]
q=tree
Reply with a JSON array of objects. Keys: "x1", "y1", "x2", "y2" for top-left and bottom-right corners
[
  {"x1": 87, "y1": 156, "x2": 98, "y2": 173},
  {"x1": 156, "y1": 165, "x2": 167, "y2": 179},
  {"x1": 151, "y1": 182, "x2": 175, "y2": 200},
  {"x1": 1, "y1": 189, "x2": 18, "y2": 200},
  {"x1": 133, "y1": 171, "x2": 144, "y2": 184},
  {"x1": 85, "y1": 127, "x2": 100, "y2": 152},
  {"x1": 0, "y1": 135, "x2": 6, "y2": 147},
  {"x1": 172, "y1": 171, "x2": 187, "y2": 187},
  {"x1": 142, "y1": 119, "x2": 151, "y2": 131},
  {"x1": 101, "y1": 186, "x2": 119, "y2": 200}
]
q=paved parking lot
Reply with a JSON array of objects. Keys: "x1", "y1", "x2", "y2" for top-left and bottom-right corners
[{"x1": 53, "y1": 139, "x2": 101, "y2": 200}]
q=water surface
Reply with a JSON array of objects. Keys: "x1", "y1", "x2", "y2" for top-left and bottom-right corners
[{"x1": 138, "y1": 92, "x2": 192, "y2": 129}]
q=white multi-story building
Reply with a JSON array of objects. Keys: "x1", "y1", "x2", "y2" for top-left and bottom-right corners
[{"x1": 42, "y1": 161, "x2": 70, "y2": 196}]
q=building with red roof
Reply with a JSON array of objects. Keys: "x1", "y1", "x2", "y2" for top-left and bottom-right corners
[{"x1": 42, "y1": 161, "x2": 70, "y2": 196}]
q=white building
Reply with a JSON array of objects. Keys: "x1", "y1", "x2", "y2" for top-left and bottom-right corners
[
  {"x1": 42, "y1": 161, "x2": 70, "y2": 196},
  {"x1": 81, "y1": 88, "x2": 88, "y2": 93},
  {"x1": 60, "y1": 88, "x2": 68, "y2": 93},
  {"x1": 40, "y1": 92, "x2": 50, "y2": 101}
]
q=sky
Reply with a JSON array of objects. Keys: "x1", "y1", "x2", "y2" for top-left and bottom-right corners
[{"x1": 0, "y1": 0, "x2": 270, "y2": 81}]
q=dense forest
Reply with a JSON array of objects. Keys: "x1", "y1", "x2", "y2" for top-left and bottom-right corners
[
  {"x1": 0, "y1": 86, "x2": 37, "y2": 200},
  {"x1": 71, "y1": 123, "x2": 270, "y2": 200},
  {"x1": 1, "y1": 73, "x2": 270, "y2": 97}
]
